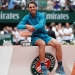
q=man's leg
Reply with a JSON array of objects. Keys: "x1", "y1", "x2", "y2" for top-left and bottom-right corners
[
  {"x1": 33, "y1": 38, "x2": 50, "y2": 75},
  {"x1": 47, "y1": 38, "x2": 62, "y2": 61},
  {"x1": 35, "y1": 39, "x2": 46, "y2": 62},
  {"x1": 47, "y1": 38, "x2": 66, "y2": 75}
]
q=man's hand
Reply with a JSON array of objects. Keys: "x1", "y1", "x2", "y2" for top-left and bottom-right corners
[
  {"x1": 26, "y1": 24, "x2": 36, "y2": 32},
  {"x1": 64, "y1": 33, "x2": 71, "y2": 36}
]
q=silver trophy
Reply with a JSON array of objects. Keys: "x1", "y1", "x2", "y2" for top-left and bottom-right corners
[{"x1": 21, "y1": 37, "x2": 31, "y2": 46}]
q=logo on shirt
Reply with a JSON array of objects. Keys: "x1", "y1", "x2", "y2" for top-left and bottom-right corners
[{"x1": 30, "y1": 52, "x2": 55, "y2": 75}]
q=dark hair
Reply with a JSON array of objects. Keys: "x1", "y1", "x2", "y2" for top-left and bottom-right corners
[
  {"x1": 49, "y1": 25, "x2": 52, "y2": 29},
  {"x1": 28, "y1": 1, "x2": 37, "y2": 7}
]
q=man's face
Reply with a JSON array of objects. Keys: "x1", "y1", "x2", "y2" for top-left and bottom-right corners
[
  {"x1": 28, "y1": 4, "x2": 37, "y2": 15},
  {"x1": 55, "y1": 26, "x2": 59, "y2": 31},
  {"x1": 66, "y1": 23, "x2": 69, "y2": 28}
]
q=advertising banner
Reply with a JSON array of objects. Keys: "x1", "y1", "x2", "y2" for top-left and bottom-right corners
[
  {"x1": 0, "y1": 10, "x2": 75, "y2": 23},
  {"x1": 0, "y1": 34, "x2": 13, "y2": 45}
]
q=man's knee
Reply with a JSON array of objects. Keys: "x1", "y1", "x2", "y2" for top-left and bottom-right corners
[{"x1": 39, "y1": 41, "x2": 46, "y2": 47}]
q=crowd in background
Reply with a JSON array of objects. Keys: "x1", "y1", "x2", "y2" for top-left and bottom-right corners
[
  {"x1": 0, "y1": 22, "x2": 75, "y2": 46},
  {"x1": 46, "y1": 22, "x2": 75, "y2": 44},
  {"x1": 0, "y1": 0, "x2": 75, "y2": 11},
  {"x1": 0, "y1": 26, "x2": 31, "y2": 45}
]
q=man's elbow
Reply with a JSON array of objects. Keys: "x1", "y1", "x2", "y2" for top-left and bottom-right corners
[{"x1": 16, "y1": 25, "x2": 20, "y2": 29}]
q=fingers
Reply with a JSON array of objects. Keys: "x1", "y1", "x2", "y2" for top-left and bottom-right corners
[
  {"x1": 29, "y1": 28, "x2": 36, "y2": 32},
  {"x1": 26, "y1": 25, "x2": 36, "y2": 32}
]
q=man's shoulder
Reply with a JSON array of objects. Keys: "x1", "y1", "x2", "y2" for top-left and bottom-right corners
[
  {"x1": 23, "y1": 14, "x2": 30, "y2": 19},
  {"x1": 37, "y1": 12, "x2": 45, "y2": 16}
]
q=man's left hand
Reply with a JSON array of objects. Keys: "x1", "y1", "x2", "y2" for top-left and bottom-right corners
[{"x1": 26, "y1": 24, "x2": 36, "y2": 32}]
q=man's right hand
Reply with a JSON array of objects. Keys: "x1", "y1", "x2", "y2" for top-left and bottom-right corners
[{"x1": 26, "y1": 24, "x2": 36, "y2": 32}]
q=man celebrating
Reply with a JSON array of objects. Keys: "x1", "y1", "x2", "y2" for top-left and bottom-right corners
[{"x1": 17, "y1": 1, "x2": 66, "y2": 75}]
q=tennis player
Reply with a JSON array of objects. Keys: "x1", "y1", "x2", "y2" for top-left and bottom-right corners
[{"x1": 17, "y1": 1, "x2": 66, "y2": 75}]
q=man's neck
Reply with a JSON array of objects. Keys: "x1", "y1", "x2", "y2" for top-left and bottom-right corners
[{"x1": 30, "y1": 12, "x2": 37, "y2": 18}]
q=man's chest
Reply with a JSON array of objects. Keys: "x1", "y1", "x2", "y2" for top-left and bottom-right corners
[{"x1": 27, "y1": 17, "x2": 40, "y2": 25}]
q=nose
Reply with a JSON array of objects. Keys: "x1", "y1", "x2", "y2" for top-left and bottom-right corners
[{"x1": 31, "y1": 7, "x2": 34, "y2": 10}]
